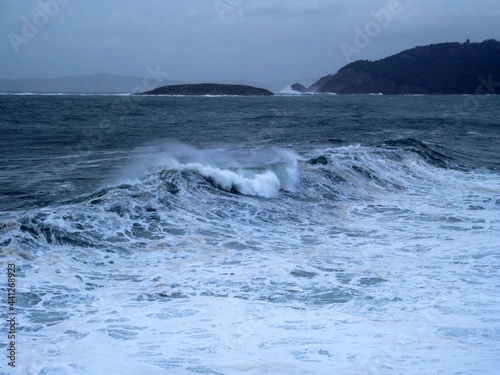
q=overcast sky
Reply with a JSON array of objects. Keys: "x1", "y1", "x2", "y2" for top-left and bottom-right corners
[{"x1": 1, "y1": 0, "x2": 499, "y2": 85}]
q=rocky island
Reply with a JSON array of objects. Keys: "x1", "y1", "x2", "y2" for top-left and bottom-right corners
[
  {"x1": 290, "y1": 83, "x2": 307, "y2": 93},
  {"x1": 300, "y1": 39, "x2": 500, "y2": 95},
  {"x1": 137, "y1": 83, "x2": 274, "y2": 96}
]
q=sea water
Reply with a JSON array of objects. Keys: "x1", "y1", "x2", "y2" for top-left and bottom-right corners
[{"x1": 0, "y1": 94, "x2": 499, "y2": 374}]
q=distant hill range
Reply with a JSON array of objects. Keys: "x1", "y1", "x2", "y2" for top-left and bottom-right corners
[
  {"x1": 137, "y1": 83, "x2": 274, "y2": 96},
  {"x1": 299, "y1": 40, "x2": 500, "y2": 95}
]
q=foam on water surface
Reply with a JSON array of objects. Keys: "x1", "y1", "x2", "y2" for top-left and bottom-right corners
[{"x1": 2, "y1": 139, "x2": 499, "y2": 374}]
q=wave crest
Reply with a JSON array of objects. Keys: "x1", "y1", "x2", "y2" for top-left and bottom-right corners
[
  {"x1": 120, "y1": 144, "x2": 300, "y2": 198},
  {"x1": 186, "y1": 163, "x2": 281, "y2": 198}
]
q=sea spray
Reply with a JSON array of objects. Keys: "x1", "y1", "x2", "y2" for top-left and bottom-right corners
[{"x1": 1, "y1": 95, "x2": 499, "y2": 374}]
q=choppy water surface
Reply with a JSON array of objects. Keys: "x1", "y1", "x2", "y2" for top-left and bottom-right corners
[{"x1": 0, "y1": 95, "x2": 499, "y2": 374}]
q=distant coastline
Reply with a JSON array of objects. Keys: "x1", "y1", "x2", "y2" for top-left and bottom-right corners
[
  {"x1": 296, "y1": 39, "x2": 500, "y2": 95},
  {"x1": 1, "y1": 40, "x2": 499, "y2": 96}
]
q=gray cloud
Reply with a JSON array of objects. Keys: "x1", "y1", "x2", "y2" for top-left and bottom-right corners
[
  {"x1": 0, "y1": 0, "x2": 499, "y2": 86},
  {"x1": 243, "y1": 0, "x2": 346, "y2": 19},
  {"x1": 84, "y1": 10, "x2": 153, "y2": 38}
]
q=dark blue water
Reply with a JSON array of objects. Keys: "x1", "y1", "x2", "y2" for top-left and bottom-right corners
[
  {"x1": 0, "y1": 95, "x2": 498, "y2": 211},
  {"x1": 0, "y1": 94, "x2": 499, "y2": 374}
]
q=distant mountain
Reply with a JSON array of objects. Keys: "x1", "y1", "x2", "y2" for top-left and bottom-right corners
[
  {"x1": 0, "y1": 73, "x2": 180, "y2": 94},
  {"x1": 306, "y1": 40, "x2": 500, "y2": 95},
  {"x1": 137, "y1": 83, "x2": 274, "y2": 96}
]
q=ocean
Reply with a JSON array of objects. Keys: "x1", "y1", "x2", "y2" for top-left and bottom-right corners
[{"x1": 0, "y1": 94, "x2": 499, "y2": 374}]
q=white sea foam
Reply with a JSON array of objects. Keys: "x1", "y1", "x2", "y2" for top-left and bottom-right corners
[
  {"x1": 5, "y1": 142, "x2": 500, "y2": 374},
  {"x1": 185, "y1": 163, "x2": 281, "y2": 197},
  {"x1": 115, "y1": 142, "x2": 300, "y2": 198},
  {"x1": 279, "y1": 86, "x2": 302, "y2": 95}
]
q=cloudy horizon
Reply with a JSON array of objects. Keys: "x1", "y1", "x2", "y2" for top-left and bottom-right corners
[{"x1": 1, "y1": 0, "x2": 499, "y2": 84}]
